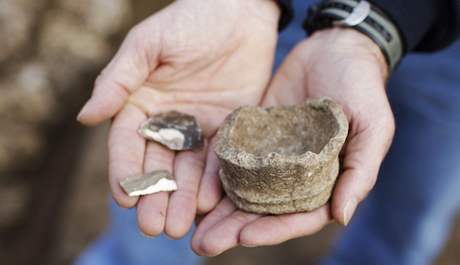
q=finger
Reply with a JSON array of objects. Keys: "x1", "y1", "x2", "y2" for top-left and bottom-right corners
[
  {"x1": 332, "y1": 123, "x2": 394, "y2": 225},
  {"x1": 165, "y1": 147, "x2": 206, "y2": 239},
  {"x1": 128, "y1": 88, "x2": 230, "y2": 137},
  {"x1": 197, "y1": 138, "x2": 222, "y2": 213},
  {"x1": 239, "y1": 206, "x2": 331, "y2": 247},
  {"x1": 136, "y1": 142, "x2": 175, "y2": 237},
  {"x1": 198, "y1": 210, "x2": 260, "y2": 257},
  {"x1": 78, "y1": 25, "x2": 159, "y2": 125},
  {"x1": 108, "y1": 104, "x2": 147, "y2": 208},
  {"x1": 191, "y1": 198, "x2": 236, "y2": 255}
]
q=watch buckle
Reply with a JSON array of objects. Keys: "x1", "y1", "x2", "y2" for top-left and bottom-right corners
[{"x1": 333, "y1": 0, "x2": 371, "y2": 27}]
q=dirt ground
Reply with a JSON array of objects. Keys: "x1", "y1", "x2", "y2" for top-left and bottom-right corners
[{"x1": 4, "y1": 1, "x2": 459, "y2": 265}]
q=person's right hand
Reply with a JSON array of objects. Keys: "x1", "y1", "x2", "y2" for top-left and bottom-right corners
[
  {"x1": 192, "y1": 28, "x2": 396, "y2": 256},
  {"x1": 77, "y1": 0, "x2": 280, "y2": 239}
]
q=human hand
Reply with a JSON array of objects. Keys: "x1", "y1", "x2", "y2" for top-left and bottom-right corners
[
  {"x1": 77, "y1": 0, "x2": 280, "y2": 238},
  {"x1": 192, "y1": 28, "x2": 395, "y2": 256}
]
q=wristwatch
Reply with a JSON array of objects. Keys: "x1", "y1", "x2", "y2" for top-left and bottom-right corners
[{"x1": 304, "y1": 0, "x2": 403, "y2": 71}]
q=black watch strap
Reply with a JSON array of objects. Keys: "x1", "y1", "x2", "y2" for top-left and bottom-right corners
[{"x1": 304, "y1": 0, "x2": 403, "y2": 71}]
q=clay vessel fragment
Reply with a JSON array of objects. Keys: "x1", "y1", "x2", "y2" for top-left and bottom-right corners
[
  {"x1": 215, "y1": 98, "x2": 348, "y2": 214},
  {"x1": 138, "y1": 111, "x2": 204, "y2": 151}
]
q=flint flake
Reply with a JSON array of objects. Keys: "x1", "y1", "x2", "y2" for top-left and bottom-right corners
[
  {"x1": 120, "y1": 170, "x2": 177, "y2": 197},
  {"x1": 138, "y1": 111, "x2": 203, "y2": 151}
]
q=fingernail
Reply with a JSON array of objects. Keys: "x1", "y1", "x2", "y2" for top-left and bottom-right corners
[
  {"x1": 343, "y1": 198, "x2": 358, "y2": 226},
  {"x1": 140, "y1": 231, "x2": 155, "y2": 238},
  {"x1": 240, "y1": 242, "x2": 257, "y2": 248},
  {"x1": 77, "y1": 103, "x2": 90, "y2": 121}
]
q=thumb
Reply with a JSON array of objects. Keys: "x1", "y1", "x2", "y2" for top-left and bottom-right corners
[
  {"x1": 332, "y1": 119, "x2": 395, "y2": 225},
  {"x1": 77, "y1": 26, "x2": 159, "y2": 125}
]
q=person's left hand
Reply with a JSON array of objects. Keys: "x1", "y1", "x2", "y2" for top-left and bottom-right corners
[
  {"x1": 192, "y1": 28, "x2": 395, "y2": 256},
  {"x1": 77, "y1": 0, "x2": 280, "y2": 239}
]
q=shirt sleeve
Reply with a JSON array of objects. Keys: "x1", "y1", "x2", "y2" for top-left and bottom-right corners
[
  {"x1": 369, "y1": 0, "x2": 460, "y2": 52},
  {"x1": 281, "y1": 0, "x2": 460, "y2": 52},
  {"x1": 276, "y1": 0, "x2": 294, "y2": 31}
]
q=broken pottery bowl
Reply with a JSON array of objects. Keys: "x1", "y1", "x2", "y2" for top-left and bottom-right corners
[{"x1": 215, "y1": 98, "x2": 349, "y2": 215}]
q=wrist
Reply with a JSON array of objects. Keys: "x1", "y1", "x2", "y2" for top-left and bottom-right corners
[
  {"x1": 304, "y1": 0, "x2": 402, "y2": 72},
  {"x1": 182, "y1": 0, "x2": 280, "y2": 26},
  {"x1": 309, "y1": 28, "x2": 389, "y2": 79},
  {"x1": 244, "y1": 0, "x2": 281, "y2": 25}
]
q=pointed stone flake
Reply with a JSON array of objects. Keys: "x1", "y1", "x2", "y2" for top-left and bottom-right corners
[
  {"x1": 120, "y1": 170, "x2": 177, "y2": 197},
  {"x1": 138, "y1": 111, "x2": 204, "y2": 151}
]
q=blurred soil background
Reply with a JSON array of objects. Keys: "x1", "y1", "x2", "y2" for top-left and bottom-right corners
[{"x1": 0, "y1": 1, "x2": 459, "y2": 265}]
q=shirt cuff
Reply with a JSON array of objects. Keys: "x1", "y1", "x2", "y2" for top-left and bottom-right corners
[
  {"x1": 276, "y1": 0, "x2": 294, "y2": 31},
  {"x1": 369, "y1": 0, "x2": 459, "y2": 52}
]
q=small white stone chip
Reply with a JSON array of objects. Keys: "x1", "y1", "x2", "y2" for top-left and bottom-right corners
[
  {"x1": 120, "y1": 170, "x2": 177, "y2": 197},
  {"x1": 139, "y1": 128, "x2": 185, "y2": 151}
]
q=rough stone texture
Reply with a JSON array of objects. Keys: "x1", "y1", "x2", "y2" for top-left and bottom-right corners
[
  {"x1": 0, "y1": 0, "x2": 46, "y2": 63},
  {"x1": 0, "y1": 0, "x2": 131, "y2": 174},
  {"x1": 59, "y1": 0, "x2": 131, "y2": 36},
  {"x1": 0, "y1": 2, "x2": 132, "y2": 262},
  {"x1": 139, "y1": 111, "x2": 204, "y2": 151},
  {"x1": 120, "y1": 170, "x2": 177, "y2": 196},
  {"x1": 215, "y1": 98, "x2": 349, "y2": 214}
]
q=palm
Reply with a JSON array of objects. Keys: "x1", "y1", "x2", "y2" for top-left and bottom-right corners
[
  {"x1": 192, "y1": 29, "x2": 395, "y2": 256},
  {"x1": 128, "y1": 19, "x2": 275, "y2": 137},
  {"x1": 78, "y1": 0, "x2": 279, "y2": 239}
]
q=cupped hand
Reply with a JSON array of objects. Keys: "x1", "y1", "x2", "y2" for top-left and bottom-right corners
[
  {"x1": 192, "y1": 28, "x2": 395, "y2": 256},
  {"x1": 77, "y1": 0, "x2": 280, "y2": 239}
]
